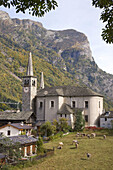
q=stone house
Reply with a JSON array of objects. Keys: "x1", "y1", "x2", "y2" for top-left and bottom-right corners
[{"x1": 100, "y1": 111, "x2": 113, "y2": 128}]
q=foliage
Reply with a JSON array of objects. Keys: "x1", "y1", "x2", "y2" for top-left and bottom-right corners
[
  {"x1": 0, "y1": 0, "x2": 58, "y2": 17},
  {"x1": 0, "y1": 137, "x2": 22, "y2": 162},
  {"x1": 53, "y1": 119, "x2": 59, "y2": 131},
  {"x1": 21, "y1": 130, "x2": 26, "y2": 135},
  {"x1": 0, "y1": 14, "x2": 113, "y2": 111},
  {"x1": 0, "y1": 42, "x2": 78, "y2": 110},
  {"x1": 40, "y1": 121, "x2": 56, "y2": 137},
  {"x1": 36, "y1": 136, "x2": 43, "y2": 153},
  {"x1": 31, "y1": 129, "x2": 37, "y2": 137},
  {"x1": 53, "y1": 118, "x2": 70, "y2": 133},
  {"x1": 103, "y1": 98, "x2": 113, "y2": 111},
  {"x1": 74, "y1": 110, "x2": 85, "y2": 131},
  {"x1": 59, "y1": 118, "x2": 69, "y2": 132},
  {"x1": 92, "y1": 0, "x2": 113, "y2": 43}
]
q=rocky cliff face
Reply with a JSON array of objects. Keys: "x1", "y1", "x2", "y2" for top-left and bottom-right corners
[{"x1": 0, "y1": 10, "x2": 113, "y2": 104}]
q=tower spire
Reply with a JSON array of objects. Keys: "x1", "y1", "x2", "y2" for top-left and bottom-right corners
[
  {"x1": 40, "y1": 72, "x2": 44, "y2": 89},
  {"x1": 26, "y1": 52, "x2": 33, "y2": 76}
]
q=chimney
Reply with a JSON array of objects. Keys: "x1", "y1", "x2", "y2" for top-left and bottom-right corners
[{"x1": 21, "y1": 122, "x2": 24, "y2": 126}]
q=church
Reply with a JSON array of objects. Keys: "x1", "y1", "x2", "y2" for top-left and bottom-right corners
[{"x1": 22, "y1": 53, "x2": 103, "y2": 128}]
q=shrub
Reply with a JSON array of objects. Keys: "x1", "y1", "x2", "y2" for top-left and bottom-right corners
[
  {"x1": 31, "y1": 129, "x2": 37, "y2": 137},
  {"x1": 74, "y1": 110, "x2": 85, "y2": 131},
  {"x1": 40, "y1": 121, "x2": 56, "y2": 137},
  {"x1": 59, "y1": 118, "x2": 69, "y2": 132},
  {"x1": 36, "y1": 136, "x2": 44, "y2": 153}
]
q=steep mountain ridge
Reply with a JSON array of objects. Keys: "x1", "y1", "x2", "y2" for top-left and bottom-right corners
[{"x1": 0, "y1": 10, "x2": 113, "y2": 110}]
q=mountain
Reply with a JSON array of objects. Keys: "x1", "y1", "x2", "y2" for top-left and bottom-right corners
[{"x1": 0, "y1": 10, "x2": 113, "y2": 111}]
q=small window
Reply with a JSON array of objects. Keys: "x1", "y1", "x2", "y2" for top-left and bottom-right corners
[
  {"x1": 60, "y1": 114, "x2": 62, "y2": 117},
  {"x1": 85, "y1": 115, "x2": 88, "y2": 122},
  {"x1": 51, "y1": 101, "x2": 54, "y2": 108},
  {"x1": 72, "y1": 101, "x2": 76, "y2": 108},
  {"x1": 99, "y1": 101, "x2": 100, "y2": 108},
  {"x1": 39, "y1": 102, "x2": 43, "y2": 108},
  {"x1": 105, "y1": 117, "x2": 107, "y2": 121},
  {"x1": 24, "y1": 79, "x2": 29, "y2": 86},
  {"x1": 32, "y1": 80, "x2": 35, "y2": 86},
  {"x1": 65, "y1": 114, "x2": 67, "y2": 118},
  {"x1": 85, "y1": 101, "x2": 88, "y2": 108},
  {"x1": 7, "y1": 130, "x2": 10, "y2": 136}
]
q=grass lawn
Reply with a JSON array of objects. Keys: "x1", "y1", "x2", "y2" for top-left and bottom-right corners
[{"x1": 24, "y1": 129, "x2": 113, "y2": 170}]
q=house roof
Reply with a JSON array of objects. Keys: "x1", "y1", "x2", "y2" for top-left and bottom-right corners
[
  {"x1": 11, "y1": 123, "x2": 32, "y2": 129},
  {"x1": 0, "y1": 123, "x2": 32, "y2": 130},
  {"x1": 0, "y1": 111, "x2": 33, "y2": 121},
  {"x1": 100, "y1": 111, "x2": 113, "y2": 118},
  {"x1": 0, "y1": 153, "x2": 6, "y2": 159},
  {"x1": 37, "y1": 85, "x2": 103, "y2": 97},
  {"x1": 57, "y1": 103, "x2": 84, "y2": 115},
  {"x1": 0, "y1": 135, "x2": 38, "y2": 145}
]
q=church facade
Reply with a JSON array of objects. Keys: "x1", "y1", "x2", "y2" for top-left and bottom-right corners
[{"x1": 22, "y1": 53, "x2": 103, "y2": 128}]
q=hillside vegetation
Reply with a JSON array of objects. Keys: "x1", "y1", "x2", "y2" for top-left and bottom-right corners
[{"x1": 0, "y1": 10, "x2": 113, "y2": 110}]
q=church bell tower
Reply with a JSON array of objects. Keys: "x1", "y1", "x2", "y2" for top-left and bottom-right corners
[{"x1": 22, "y1": 52, "x2": 37, "y2": 112}]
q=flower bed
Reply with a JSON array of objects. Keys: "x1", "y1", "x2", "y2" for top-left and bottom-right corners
[{"x1": 85, "y1": 126, "x2": 104, "y2": 130}]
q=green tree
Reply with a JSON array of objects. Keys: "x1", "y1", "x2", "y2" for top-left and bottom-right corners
[
  {"x1": 40, "y1": 121, "x2": 56, "y2": 137},
  {"x1": 0, "y1": 137, "x2": 22, "y2": 162},
  {"x1": 92, "y1": 0, "x2": 113, "y2": 43},
  {"x1": 0, "y1": 0, "x2": 58, "y2": 17},
  {"x1": 59, "y1": 118, "x2": 69, "y2": 132},
  {"x1": 53, "y1": 119, "x2": 59, "y2": 131},
  {"x1": 74, "y1": 110, "x2": 85, "y2": 131}
]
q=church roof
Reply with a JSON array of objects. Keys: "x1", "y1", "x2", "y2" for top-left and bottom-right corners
[
  {"x1": 57, "y1": 103, "x2": 84, "y2": 115},
  {"x1": 37, "y1": 86, "x2": 103, "y2": 97},
  {"x1": 0, "y1": 111, "x2": 33, "y2": 121},
  {"x1": 57, "y1": 103, "x2": 73, "y2": 115}
]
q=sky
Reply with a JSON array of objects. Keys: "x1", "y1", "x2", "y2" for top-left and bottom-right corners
[{"x1": 0, "y1": 0, "x2": 113, "y2": 74}]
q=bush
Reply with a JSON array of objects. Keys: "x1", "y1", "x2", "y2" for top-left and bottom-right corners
[
  {"x1": 49, "y1": 135, "x2": 54, "y2": 141},
  {"x1": 59, "y1": 118, "x2": 69, "y2": 132},
  {"x1": 74, "y1": 110, "x2": 85, "y2": 131},
  {"x1": 40, "y1": 121, "x2": 56, "y2": 137},
  {"x1": 31, "y1": 129, "x2": 37, "y2": 137},
  {"x1": 36, "y1": 136, "x2": 44, "y2": 153}
]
